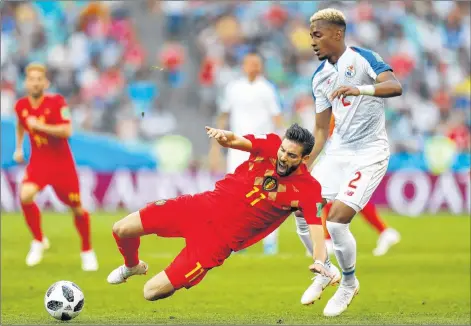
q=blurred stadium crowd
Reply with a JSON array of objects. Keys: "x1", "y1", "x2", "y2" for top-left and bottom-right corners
[{"x1": 1, "y1": 0, "x2": 470, "y2": 157}]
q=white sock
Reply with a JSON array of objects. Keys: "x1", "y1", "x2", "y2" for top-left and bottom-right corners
[
  {"x1": 326, "y1": 221, "x2": 357, "y2": 286},
  {"x1": 296, "y1": 215, "x2": 333, "y2": 268},
  {"x1": 263, "y1": 228, "x2": 279, "y2": 246},
  {"x1": 295, "y1": 214, "x2": 313, "y2": 256}
]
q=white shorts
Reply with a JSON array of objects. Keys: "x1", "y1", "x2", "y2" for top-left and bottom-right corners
[
  {"x1": 312, "y1": 152, "x2": 389, "y2": 212},
  {"x1": 227, "y1": 149, "x2": 250, "y2": 173}
]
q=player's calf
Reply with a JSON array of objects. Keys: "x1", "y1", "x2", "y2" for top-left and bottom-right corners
[{"x1": 143, "y1": 271, "x2": 176, "y2": 301}]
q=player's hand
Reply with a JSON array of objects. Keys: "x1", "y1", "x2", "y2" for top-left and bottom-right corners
[
  {"x1": 309, "y1": 262, "x2": 333, "y2": 278},
  {"x1": 26, "y1": 117, "x2": 41, "y2": 131},
  {"x1": 13, "y1": 149, "x2": 24, "y2": 163},
  {"x1": 205, "y1": 126, "x2": 230, "y2": 144},
  {"x1": 330, "y1": 86, "x2": 360, "y2": 101}
]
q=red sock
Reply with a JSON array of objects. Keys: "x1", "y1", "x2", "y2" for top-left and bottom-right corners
[
  {"x1": 361, "y1": 202, "x2": 387, "y2": 234},
  {"x1": 21, "y1": 202, "x2": 43, "y2": 241},
  {"x1": 323, "y1": 202, "x2": 332, "y2": 240},
  {"x1": 113, "y1": 232, "x2": 140, "y2": 267},
  {"x1": 74, "y1": 210, "x2": 91, "y2": 252}
]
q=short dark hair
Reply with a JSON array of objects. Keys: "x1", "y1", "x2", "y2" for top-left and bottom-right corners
[{"x1": 285, "y1": 123, "x2": 315, "y2": 157}]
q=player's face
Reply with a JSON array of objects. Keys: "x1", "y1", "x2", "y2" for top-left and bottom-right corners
[
  {"x1": 310, "y1": 20, "x2": 342, "y2": 61},
  {"x1": 25, "y1": 69, "x2": 48, "y2": 99},
  {"x1": 243, "y1": 55, "x2": 262, "y2": 79},
  {"x1": 276, "y1": 139, "x2": 309, "y2": 176}
]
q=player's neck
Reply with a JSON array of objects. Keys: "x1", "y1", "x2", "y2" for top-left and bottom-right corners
[
  {"x1": 328, "y1": 44, "x2": 347, "y2": 65},
  {"x1": 247, "y1": 74, "x2": 259, "y2": 83},
  {"x1": 27, "y1": 95, "x2": 44, "y2": 109}
]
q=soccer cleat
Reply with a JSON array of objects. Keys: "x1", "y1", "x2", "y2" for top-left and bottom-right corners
[
  {"x1": 26, "y1": 237, "x2": 50, "y2": 267},
  {"x1": 81, "y1": 250, "x2": 99, "y2": 271},
  {"x1": 107, "y1": 260, "x2": 148, "y2": 284},
  {"x1": 301, "y1": 264, "x2": 341, "y2": 305},
  {"x1": 323, "y1": 279, "x2": 360, "y2": 317},
  {"x1": 373, "y1": 228, "x2": 401, "y2": 256}
]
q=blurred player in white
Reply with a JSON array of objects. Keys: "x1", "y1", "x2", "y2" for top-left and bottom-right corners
[
  {"x1": 209, "y1": 53, "x2": 284, "y2": 255},
  {"x1": 295, "y1": 9, "x2": 403, "y2": 316}
]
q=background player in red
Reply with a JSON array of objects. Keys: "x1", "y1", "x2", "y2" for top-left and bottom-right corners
[
  {"x1": 107, "y1": 123, "x2": 340, "y2": 303},
  {"x1": 321, "y1": 116, "x2": 400, "y2": 257},
  {"x1": 13, "y1": 63, "x2": 98, "y2": 271}
]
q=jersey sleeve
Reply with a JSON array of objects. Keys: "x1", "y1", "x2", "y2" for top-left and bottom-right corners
[
  {"x1": 311, "y1": 76, "x2": 331, "y2": 113},
  {"x1": 353, "y1": 47, "x2": 393, "y2": 80},
  {"x1": 52, "y1": 95, "x2": 71, "y2": 124},
  {"x1": 299, "y1": 181, "x2": 323, "y2": 225},
  {"x1": 243, "y1": 133, "x2": 281, "y2": 158}
]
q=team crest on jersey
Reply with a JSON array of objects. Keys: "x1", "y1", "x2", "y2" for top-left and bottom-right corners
[
  {"x1": 262, "y1": 176, "x2": 278, "y2": 192},
  {"x1": 345, "y1": 65, "x2": 356, "y2": 78},
  {"x1": 154, "y1": 199, "x2": 167, "y2": 206},
  {"x1": 22, "y1": 109, "x2": 28, "y2": 117}
]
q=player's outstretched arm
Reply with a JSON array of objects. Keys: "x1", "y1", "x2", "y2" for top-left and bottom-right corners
[
  {"x1": 205, "y1": 126, "x2": 253, "y2": 152},
  {"x1": 27, "y1": 117, "x2": 72, "y2": 138},
  {"x1": 307, "y1": 108, "x2": 331, "y2": 171},
  {"x1": 307, "y1": 224, "x2": 332, "y2": 277}
]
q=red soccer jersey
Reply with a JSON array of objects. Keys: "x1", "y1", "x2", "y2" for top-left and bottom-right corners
[
  {"x1": 209, "y1": 133, "x2": 323, "y2": 251},
  {"x1": 15, "y1": 94, "x2": 76, "y2": 171}
]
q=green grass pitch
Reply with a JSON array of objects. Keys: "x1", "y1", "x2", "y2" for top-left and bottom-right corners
[{"x1": 1, "y1": 210, "x2": 470, "y2": 325}]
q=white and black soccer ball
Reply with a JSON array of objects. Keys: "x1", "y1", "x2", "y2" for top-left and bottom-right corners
[{"x1": 44, "y1": 281, "x2": 85, "y2": 321}]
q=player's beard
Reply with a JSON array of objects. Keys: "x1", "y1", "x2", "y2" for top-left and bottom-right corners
[
  {"x1": 277, "y1": 160, "x2": 300, "y2": 177},
  {"x1": 30, "y1": 90, "x2": 43, "y2": 99}
]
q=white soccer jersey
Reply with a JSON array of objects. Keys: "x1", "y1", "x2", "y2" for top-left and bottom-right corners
[
  {"x1": 311, "y1": 47, "x2": 392, "y2": 159},
  {"x1": 220, "y1": 76, "x2": 282, "y2": 135},
  {"x1": 220, "y1": 75, "x2": 282, "y2": 172}
]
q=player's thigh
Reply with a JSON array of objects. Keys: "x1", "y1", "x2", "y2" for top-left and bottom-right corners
[
  {"x1": 112, "y1": 211, "x2": 146, "y2": 238},
  {"x1": 51, "y1": 171, "x2": 82, "y2": 208},
  {"x1": 139, "y1": 195, "x2": 201, "y2": 238},
  {"x1": 163, "y1": 246, "x2": 209, "y2": 291},
  {"x1": 336, "y1": 157, "x2": 389, "y2": 213},
  {"x1": 20, "y1": 166, "x2": 47, "y2": 203},
  {"x1": 311, "y1": 154, "x2": 348, "y2": 200},
  {"x1": 143, "y1": 270, "x2": 175, "y2": 301}
]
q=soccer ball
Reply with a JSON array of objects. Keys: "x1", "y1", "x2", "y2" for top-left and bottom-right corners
[{"x1": 44, "y1": 281, "x2": 85, "y2": 321}]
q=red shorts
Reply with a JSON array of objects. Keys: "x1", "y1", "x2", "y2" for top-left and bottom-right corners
[
  {"x1": 139, "y1": 194, "x2": 231, "y2": 290},
  {"x1": 23, "y1": 164, "x2": 81, "y2": 207}
]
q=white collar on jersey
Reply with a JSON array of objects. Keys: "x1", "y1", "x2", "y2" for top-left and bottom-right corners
[{"x1": 329, "y1": 47, "x2": 351, "y2": 71}]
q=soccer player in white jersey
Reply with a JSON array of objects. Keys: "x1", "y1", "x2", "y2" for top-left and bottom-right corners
[
  {"x1": 295, "y1": 8, "x2": 403, "y2": 316},
  {"x1": 209, "y1": 52, "x2": 284, "y2": 255}
]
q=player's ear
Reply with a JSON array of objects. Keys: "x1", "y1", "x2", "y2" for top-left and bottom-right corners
[
  {"x1": 302, "y1": 154, "x2": 310, "y2": 164},
  {"x1": 44, "y1": 78, "x2": 50, "y2": 90},
  {"x1": 334, "y1": 28, "x2": 343, "y2": 41}
]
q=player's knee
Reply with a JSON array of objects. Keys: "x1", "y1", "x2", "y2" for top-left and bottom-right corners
[
  {"x1": 326, "y1": 201, "x2": 357, "y2": 224},
  {"x1": 143, "y1": 281, "x2": 175, "y2": 301},
  {"x1": 19, "y1": 184, "x2": 38, "y2": 204},
  {"x1": 71, "y1": 206, "x2": 84, "y2": 216},
  {"x1": 112, "y1": 220, "x2": 128, "y2": 238}
]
